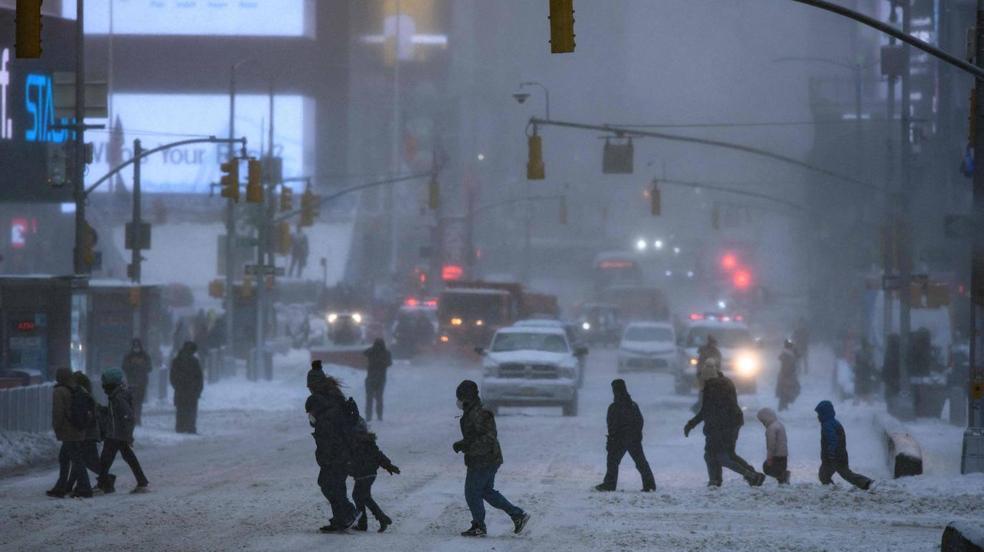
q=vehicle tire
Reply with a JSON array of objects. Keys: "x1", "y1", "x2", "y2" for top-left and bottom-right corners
[{"x1": 562, "y1": 394, "x2": 579, "y2": 417}]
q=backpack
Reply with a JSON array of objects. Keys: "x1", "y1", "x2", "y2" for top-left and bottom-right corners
[{"x1": 68, "y1": 387, "x2": 95, "y2": 431}]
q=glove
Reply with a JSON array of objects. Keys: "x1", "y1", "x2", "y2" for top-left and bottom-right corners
[
  {"x1": 452, "y1": 441, "x2": 465, "y2": 454},
  {"x1": 683, "y1": 421, "x2": 695, "y2": 437},
  {"x1": 385, "y1": 464, "x2": 401, "y2": 475}
]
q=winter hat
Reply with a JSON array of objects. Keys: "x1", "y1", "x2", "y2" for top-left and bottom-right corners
[
  {"x1": 307, "y1": 361, "x2": 326, "y2": 389},
  {"x1": 611, "y1": 379, "x2": 630, "y2": 400},
  {"x1": 73, "y1": 371, "x2": 93, "y2": 393},
  {"x1": 101, "y1": 368, "x2": 124, "y2": 386},
  {"x1": 757, "y1": 407, "x2": 777, "y2": 426},
  {"x1": 456, "y1": 380, "x2": 479, "y2": 402}
]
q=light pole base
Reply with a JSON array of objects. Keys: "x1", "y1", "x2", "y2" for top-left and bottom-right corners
[{"x1": 961, "y1": 427, "x2": 984, "y2": 474}]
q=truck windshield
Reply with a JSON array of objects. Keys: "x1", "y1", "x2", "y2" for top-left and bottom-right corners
[{"x1": 491, "y1": 332, "x2": 569, "y2": 353}]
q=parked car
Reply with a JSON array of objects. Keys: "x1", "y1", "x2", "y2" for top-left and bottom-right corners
[
  {"x1": 674, "y1": 319, "x2": 762, "y2": 394},
  {"x1": 476, "y1": 326, "x2": 586, "y2": 416},
  {"x1": 617, "y1": 321, "x2": 677, "y2": 373}
]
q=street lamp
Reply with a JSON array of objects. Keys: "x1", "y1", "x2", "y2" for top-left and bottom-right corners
[{"x1": 514, "y1": 81, "x2": 551, "y2": 120}]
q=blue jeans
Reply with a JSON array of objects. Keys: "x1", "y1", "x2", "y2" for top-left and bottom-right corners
[{"x1": 464, "y1": 465, "x2": 523, "y2": 527}]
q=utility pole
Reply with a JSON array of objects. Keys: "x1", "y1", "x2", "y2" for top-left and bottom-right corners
[
  {"x1": 226, "y1": 62, "x2": 241, "y2": 361},
  {"x1": 883, "y1": 1, "x2": 899, "y2": 370},
  {"x1": 130, "y1": 138, "x2": 143, "y2": 284},
  {"x1": 962, "y1": 0, "x2": 984, "y2": 474},
  {"x1": 895, "y1": 0, "x2": 915, "y2": 420},
  {"x1": 73, "y1": 0, "x2": 87, "y2": 275},
  {"x1": 388, "y1": 0, "x2": 403, "y2": 277}
]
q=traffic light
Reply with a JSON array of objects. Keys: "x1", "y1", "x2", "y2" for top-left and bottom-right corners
[
  {"x1": 80, "y1": 222, "x2": 97, "y2": 268},
  {"x1": 559, "y1": 196, "x2": 567, "y2": 224},
  {"x1": 650, "y1": 181, "x2": 661, "y2": 216},
  {"x1": 208, "y1": 279, "x2": 225, "y2": 299},
  {"x1": 276, "y1": 221, "x2": 291, "y2": 255},
  {"x1": 548, "y1": 0, "x2": 575, "y2": 54},
  {"x1": 220, "y1": 158, "x2": 240, "y2": 202},
  {"x1": 16, "y1": 0, "x2": 43, "y2": 59},
  {"x1": 279, "y1": 186, "x2": 294, "y2": 212},
  {"x1": 245, "y1": 158, "x2": 263, "y2": 203},
  {"x1": 527, "y1": 133, "x2": 545, "y2": 180},
  {"x1": 428, "y1": 174, "x2": 440, "y2": 210},
  {"x1": 300, "y1": 187, "x2": 316, "y2": 227}
]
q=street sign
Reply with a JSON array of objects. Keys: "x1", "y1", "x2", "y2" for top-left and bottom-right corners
[
  {"x1": 244, "y1": 264, "x2": 284, "y2": 277},
  {"x1": 944, "y1": 214, "x2": 975, "y2": 239},
  {"x1": 52, "y1": 73, "x2": 108, "y2": 119}
]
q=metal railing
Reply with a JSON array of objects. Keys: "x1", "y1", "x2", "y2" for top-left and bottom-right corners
[{"x1": 0, "y1": 383, "x2": 54, "y2": 433}]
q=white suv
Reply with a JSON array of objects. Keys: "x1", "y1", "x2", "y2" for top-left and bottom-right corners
[
  {"x1": 618, "y1": 322, "x2": 677, "y2": 373},
  {"x1": 477, "y1": 326, "x2": 584, "y2": 416}
]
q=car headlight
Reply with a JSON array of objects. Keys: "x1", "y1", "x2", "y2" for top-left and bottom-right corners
[
  {"x1": 689, "y1": 357, "x2": 699, "y2": 366},
  {"x1": 327, "y1": 313, "x2": 338, "y2": 324},
  {"x1": 735, "y1": 353, "x2": 760, "y2": 378},
  {"x1": 475, "y1": 319, "x2": 484, "y2": 326},
  {"x1": 451, "y1": 317, "x2": 463, "y2": 326},
  {"x1": 582, "y1": 321, "x2": 591, "y2": 331},
  {"x1": 352, "y1": 313, "x2": 363, "y2": 324}
]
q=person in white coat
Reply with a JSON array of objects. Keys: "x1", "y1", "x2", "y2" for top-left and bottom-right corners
[{"x1": 756, "y1": 407, "x2": 790, "y2": 484}]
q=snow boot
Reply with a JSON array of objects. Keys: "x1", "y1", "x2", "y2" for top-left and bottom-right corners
[
  {"x1": 744, "y1": 472, "x2": 766, "y2": 487},
  {"x1": 778, "y1": 471, "x2": 791, "y2": 485},
  {"x1": 706, "y1": 479, "x2": 722, "y2": 488},
  {"x1": 594, "y1": 483, "x2": 616, "y2": 492},
  {"x1": 319, "y1": 525, "x2": 345, "y2": 533},
  {"x1": 461, "y1": 523, "x2": 487, "y2": 537},
  {"x1": 70, "y1": 488, "x2": 93, "y2": 498},
  {"x1": 512, "y1": 513, "x2": 531, "y2": 534},
  {"x1": 98, "y1": 474, "x2": 117, "y2": 494},
  {"x1": 45, "y1": 488, "x2": 67, "y2": 498},
  {"x1": 354, "y1": 515, "x2": 368, "y2": 532},
  {"x1": 377, "y1": 515, "x2": 392, "y2": 533}
]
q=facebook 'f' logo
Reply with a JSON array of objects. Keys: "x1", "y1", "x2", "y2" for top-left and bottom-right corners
[{"x1": 0, "y1": 48, "x2": 12, "y2": 140}]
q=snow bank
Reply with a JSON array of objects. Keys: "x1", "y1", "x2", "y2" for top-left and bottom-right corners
[{"x1": 0, "y1": 430, "x2": 58, "y2": 474}]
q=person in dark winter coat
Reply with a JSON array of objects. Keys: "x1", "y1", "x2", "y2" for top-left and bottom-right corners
[
  {"x1": 65, "y1": 372, "x2": 107, "y2": 493},
  {"x1": 170, "y1": 341, "x2": 203, "y2": 434},
  {"x1": 97, "y1": 369, "x2": 149, "y2": 493},
  {"x1": 349, "y1": 415, "x2": 401, "y2": 532},
  {"x1": 776, "y1": 340, "x2": 801, "y2": 411},
  {"x1": 363, "y1": 339, "x2": 391, "y2": 422},
  {"x1": 48, "y1": 367, "x2": 94, "y2": 498},
  {"x1": 595, "y1": 379, "x2": 656, "y2": 492},
  {"x1": 756, "y1": 408, "x2": 790, "y2": 484},
  {"x1": 697, "y1": 335, "x2": 722, "y2": 372},
  {"x1": 121, "y1": 338, "x2": 153, "y2": 425},
  {"x1": 685, "y1": 362, "x2": 765, "y2": 487},
  {"x1": 305, "y1": 362, "x2": 358, "y2": 532},
  {"x1": 453, "y1": 380, "x2": 529, "y2": 537},
  {"x1": 814, "y1": 400, "x2": 873, "y2": 490}
]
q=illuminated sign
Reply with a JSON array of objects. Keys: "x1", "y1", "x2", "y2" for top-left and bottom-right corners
[
  {"x1": 442, "y1": 264, "x2": 463, "y2": 281},
  {"x1": 10, "y1": 217, "x2": 27, "y2": 249},
  {"x1": 15, "y1": 320, "x2": 36, "y2": 332},
  {"x1": 24, "y1": 74, "x2": 69, "y2": 143},
  {"x1": 63, "y1": 1, "x2": 313, "y2": 37},
  {"x1": 85, "y1": 94, "x2": 313, "y2": 194},
  {"x1": 0, "y1": 48, "x2": 11, "y2": 139}
]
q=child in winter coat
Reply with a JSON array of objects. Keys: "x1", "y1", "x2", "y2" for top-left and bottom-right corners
[
  {"x1": 756, "y1": 408, "x2": 790, "y2": 484},
  {"x1": 814, "y1": 400, "x2": 873, "y2": 490},
  {"x1": 349, "y1": 421, "x2": 400, "y2": 532}
]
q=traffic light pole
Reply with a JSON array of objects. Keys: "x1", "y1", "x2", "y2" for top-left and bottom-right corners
[
  {"x1": 964, "y1": 0, "x2": 984, "y2": 474},
  {"x1": 73, "y1": 0, "x2": 87, "y2": 274}
]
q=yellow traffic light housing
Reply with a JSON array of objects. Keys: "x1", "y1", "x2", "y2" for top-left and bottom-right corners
[
  {"x1": 548, "y1": 0, "x2": 575, "y2": 54},
  {"x1": 280, "y1": 186, "x2": 294, "y2": 212},
  {"x1": 276, "y1": 221, "x2": 291, "y2": 255},
  {"x1": 220, "y1": 158, "x2": 240, "y2": 202},
  {"x1": 527, "y1": 133, "x2": 545, "y2": 180},
  {"x1": 16, "y1": 0, "x2": 43, "y2": 59},
  {"x1": 650, "y1": 182, "x2": 661, "y2": 216},
  {"x1": 300, "y1": 187, "x2": 316, "y2": 227},
  {"x1": 428, "y1": 175, "x2": 440, "y2": 210},
  {"x1": 245, "y1": 158, "x2": 263, "y2": 203}
]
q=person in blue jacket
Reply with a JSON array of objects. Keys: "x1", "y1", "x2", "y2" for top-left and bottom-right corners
[{"x1": 814, "y1": 400, "x2": 873, "y2": 490}]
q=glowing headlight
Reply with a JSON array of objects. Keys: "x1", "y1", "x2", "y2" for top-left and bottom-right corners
[
  {"x1": 735, "y1": 353, "x2": 760, "y2": 377},
  {"x1": 451, "y1": 317, "x2": 463, "y2": 326},
  {"x1": 689, "y1": 357, "x2": 699, "y2": 366},
  {"x1": 352, "y1": 313, "x2": 363, "y2": 324},
  {"x1": 582, "y1": 322, "x2": 591, "y2": 331},
  {"x1": 475, "y1": 319, "x2": 484, "y2": 326},
  {"x1": 440, "y1": 335, "x2": 450, "y2": 343},
  {"x1": 327, "y1": 313, "x2": 338, "y2": 324}
]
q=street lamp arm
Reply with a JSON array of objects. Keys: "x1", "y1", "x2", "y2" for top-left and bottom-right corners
[
  {"x1": 520, "y1": 81, "x2": 551, "y2": 120},
  {"x1": 531, "y1": 117, "x2": 881, "y2": 192},
  {"x1": 272, "y1": 171, "x2": 433, "y2": 224},
  {"x1": 658, "y1": 177, "x2": 809, "y2": 213},
  {"x1": 84, "y1": 136, "x2": 247, "y2": 196},
  {"x1": 788, "y1": 0, "x2": 984, "y2": 79}
]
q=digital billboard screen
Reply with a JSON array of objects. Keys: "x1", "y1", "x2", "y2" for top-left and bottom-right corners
[
  {"x1": 85, "y1": 93, "x2": 314, "y2": 194},
  {"x1": 62, "y1": 0, "x2": 314, "y2": 37}
]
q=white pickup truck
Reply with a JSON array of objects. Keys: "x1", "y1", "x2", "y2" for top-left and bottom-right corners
[{"x1": 476, "y1": 326, "x2": 585, "y2": 416}]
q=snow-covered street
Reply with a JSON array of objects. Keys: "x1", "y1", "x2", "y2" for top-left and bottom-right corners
[{"x1": 1, "y1": 348, "x2": 981, "y2": 551}]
